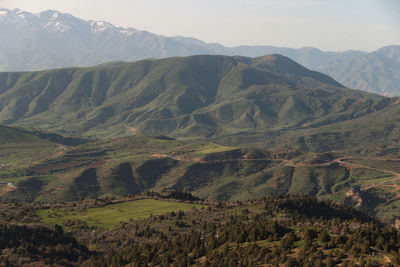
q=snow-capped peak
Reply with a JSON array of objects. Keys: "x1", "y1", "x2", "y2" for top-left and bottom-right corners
[
  {"x1": 0, "y1": 8, "x2": 140, "y2": 36},
  {"x1": 89, "y1": 20, "x2": 115, "y2": 32},
  {"x1": 0, "y1": 8, "x2": 35, "y2": 22},
  {"x1": 51, "y1": 11, "x2": 59, "y2": 19}
]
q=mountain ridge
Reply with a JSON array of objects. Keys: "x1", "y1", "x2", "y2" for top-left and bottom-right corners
[
  {"x1": 1, "y1": 8, "x2": 399, "y2": 95},
  {"x1": 319, "y1": 50, "x2": 400, "y2": 96},
  {"x1": 0, "y1": 54, "x2": 387, "y2": 143}
]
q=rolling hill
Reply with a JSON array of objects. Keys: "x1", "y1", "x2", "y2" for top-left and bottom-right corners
[
  {"x1": 0, "y1": 124, "x2": 50, "y2": 146},
  {"x1": 0, "y1": 54, "x2": 387, "y2": 141},
  {"x1": 2, "y1": 132, "x2": 400, "y2": 221},
  {"x1": 0, "y1": 125, "x2": 56, "y2": 172}
]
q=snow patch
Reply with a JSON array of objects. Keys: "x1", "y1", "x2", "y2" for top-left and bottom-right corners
[
  {"x1": 90, "y1": 21, "x2": 114, "y2": 32},
  {"x1": 44, "y1": 21, "x2": 72, "y2": 32},
  {"x1": 120, "y1": 30, "x2": 135, "y2": 36}
]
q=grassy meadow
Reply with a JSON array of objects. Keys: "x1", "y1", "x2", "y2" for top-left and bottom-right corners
[{"x1": 38, "y1": 199, "x2": 205, "y2": 228}]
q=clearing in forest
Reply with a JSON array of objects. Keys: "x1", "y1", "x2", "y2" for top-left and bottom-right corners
[{"x1": 38, "y1": 199, "x2": 205, "y2": 228}]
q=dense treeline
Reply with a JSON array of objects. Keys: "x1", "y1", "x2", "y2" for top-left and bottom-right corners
[
  {"x1": 86, "y1": 196, "x2": 400, "y2": 266},
  {"x1": 265, "y1": 195, "x2": 376, "y2": 222},
  {"x1": 1, "y1": 195, "x2": 400, "y2": 266},
  {"x1": 0, "y1": 223, "x2": 89, "y2": 266}
]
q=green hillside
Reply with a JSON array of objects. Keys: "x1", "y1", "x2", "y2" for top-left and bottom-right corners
[
  {"x1": 1, "y1": 132, "x2": 399, "y2": 221},
  {"x1": 0, "y1": 125, "x2": 55, "y2": 177},
  {"x1": 0, "y1": 124, "x2": 50, "y2": 146},
  {"x1": 3, "y1": 54, "x2": 400, "y2": 222},
  {"x1": 38, "y1": 198, "x2": 205, "y2": 228},
  {"x1": 230, "y1": 98, "x2": 400, "y2": 154},
  {"x1": 0, "y1": 55, "x2": 387, "y2": 142},
  {"x1": 0, "y1": 125, "x2": 88, "y2": 198}
]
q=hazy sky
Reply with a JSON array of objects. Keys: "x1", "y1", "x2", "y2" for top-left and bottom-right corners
[{"x1": 1, "y1": 0, "x2": 399, "y2": 51}]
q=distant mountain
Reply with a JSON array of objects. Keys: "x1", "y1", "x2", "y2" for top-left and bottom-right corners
[
  {"x1": 319, "y1": 49, "x2": 400, "y2": 96},
  {"x1": 377, "y1": 45, "x2": 400, "y2": 64},
  {"x1": 0, "y1": 8, "x2": 365, "y2": 72},
  {"x1": 172, "y1": 37, "x2": 367, "y2": 70},
  {"x1": 0, "y1": 8, "x2": 399, "y2": 95},
  {"x1": 0, "y1": 8, "x2": 217, "y2": 71},
  {"x1": 0, "y1": 54, "x2": 386, "y2": 141}
]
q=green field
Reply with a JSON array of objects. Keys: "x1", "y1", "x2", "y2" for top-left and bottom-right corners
[
  {"x1": 38, "y1": 199, "x2": 205, "y2": 228},
  {"x1": 169, "y1": 142, "x2": 234, "y2": 155}
]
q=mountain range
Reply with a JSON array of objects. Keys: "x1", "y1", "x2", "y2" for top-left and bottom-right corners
[{"x1": 1, "y1": 8, "x2": 399, "y2": 95}]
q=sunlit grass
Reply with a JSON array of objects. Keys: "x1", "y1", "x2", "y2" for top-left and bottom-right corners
[{"x1": 38, "y1": 199, "x2": 205, "y2": 228}]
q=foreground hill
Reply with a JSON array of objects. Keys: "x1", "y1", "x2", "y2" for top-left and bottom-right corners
[{"x1": 0, "y1": 54, "x2": 387, "y2": 142}]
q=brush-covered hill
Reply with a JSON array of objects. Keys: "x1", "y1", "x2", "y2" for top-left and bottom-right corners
[{"x1": 0, "y1": 54, "x2": 387, "y2": 141}]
